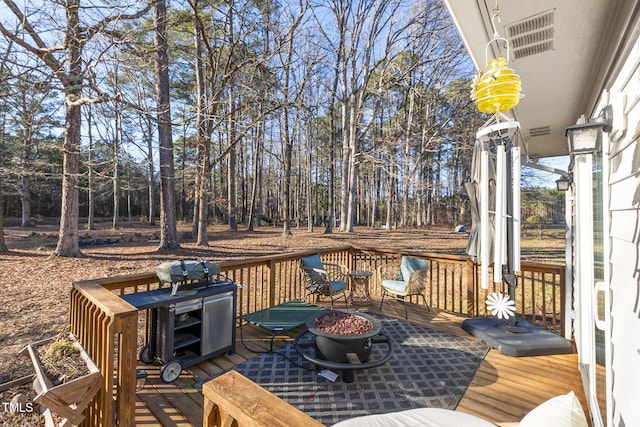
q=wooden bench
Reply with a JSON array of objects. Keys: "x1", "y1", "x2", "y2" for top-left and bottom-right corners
[{"x1": 203, "y1": 370, "x2": 324, "y2": 427}]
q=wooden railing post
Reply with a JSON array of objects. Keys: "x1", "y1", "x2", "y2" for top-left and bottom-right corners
[
  {"x1": 115, "y1": 312, "x2": 138, "y2": 426},
  {"x1": 70, "y1": 279, "x2": 140, "y2": 427},
  {"x1": 559, "y1": 267, "x2": 566, "y2": 337},
  {"x1": 203, "y1": 400, "x2": 223, "y2": 427},
  {"x1": 267, "y1": 259, "x2": 277, "y2": 308},
  {"x1": 466, "y1": 260, "x2": 477, "y2": 316},
  {"x1": 347, "y1": 247, "x2": 355, "y2": 271}
]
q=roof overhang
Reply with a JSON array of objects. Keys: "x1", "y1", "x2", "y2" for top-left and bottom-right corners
[{"x1": 444, "y1": 0, "x2": 637, "y2": 159}]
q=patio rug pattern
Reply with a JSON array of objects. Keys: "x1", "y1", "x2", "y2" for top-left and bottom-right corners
[{"x1": 210, "y1": 315, "x2": 489, "y2": 425}]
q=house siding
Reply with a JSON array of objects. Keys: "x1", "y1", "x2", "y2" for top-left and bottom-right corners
[{"x1": 604, "y1": 29, "x2": 640, "y2": 427}]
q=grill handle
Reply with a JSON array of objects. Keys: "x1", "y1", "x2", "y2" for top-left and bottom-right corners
[{"x1": 173, "y1": 300, "x2": 202, "y2": 315}]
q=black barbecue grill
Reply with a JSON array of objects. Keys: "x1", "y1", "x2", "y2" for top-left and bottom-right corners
[{"x1": 121, "y1": 263, "x2": 238, "y2": 382}]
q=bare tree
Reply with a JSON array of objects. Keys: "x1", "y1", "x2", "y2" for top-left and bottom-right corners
[
  {"x1": 275, "y1": 0, "x2": 308, "y2": 237},
  {"x1": 85, "y1": 103, "x2": 96, "y2": 230},
  {"x1": 227, "y1": 93, "x2": 238, "y2": 231},
  {"x1": 153, "y1": 0, "x2": 180, "y2": 250},
  {"x1": 0, "y1": 89, "x2": 6, "y2": 251},
  {"x1": 3, "y1": 74, "x2": 57, "y2": 228},
  {"x1": 310, "y1": 2, "x2": 344, "y2": 234},
  {"x1": 0, "y1": 183, "x2": 6, "y2": 251},
  {"x1": 0, "y1": 39, "x2": 9, "y2": 251},
  {"x1": 187, "y1": 0, "x2": 271, "y2": 243},
  {"x1": 190, "y1": 0, "x2": 210, "y2": 244},
  {"x1": 112, "y1": 95, "x2": 122, "y2": 229},
  {"x1": 0, "y1": 0, "x2": 151, "y2": 257},
  {"x1": 321, "y1": 0, "x2": 406, "y2": 232},
  {"x1": 280, "y1": 38, "x2": 294, "y2": 237}
]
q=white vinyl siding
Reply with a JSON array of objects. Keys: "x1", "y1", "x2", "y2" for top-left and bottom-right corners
[{"x1": 605, "y1": 31, "x2": 640, "y2": 427}]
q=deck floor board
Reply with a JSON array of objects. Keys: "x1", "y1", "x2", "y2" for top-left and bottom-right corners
[{"x1": 135, "y1": 298, "x2": 588, "y2": 426}]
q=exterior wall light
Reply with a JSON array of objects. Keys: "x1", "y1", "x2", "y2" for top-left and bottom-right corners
[
  {"x1": 556, "y1": 175, "x2": 571, "y2": 191},
  {"x1": 565, "y1": 105, "x2": 613, "y2": 154}
]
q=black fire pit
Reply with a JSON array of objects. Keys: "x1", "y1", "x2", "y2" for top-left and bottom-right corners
[{"x1": 294, "y1": 310, "x2": 393, "y2": 383}]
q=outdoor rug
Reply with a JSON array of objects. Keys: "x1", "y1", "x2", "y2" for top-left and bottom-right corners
[{"x1": 203, "y1": 315, "x2": 489, "y2": 425}]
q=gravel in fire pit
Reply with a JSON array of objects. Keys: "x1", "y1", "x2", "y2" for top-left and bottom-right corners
[{"x1": 314, "y1": 312, "x2": 372, "y2": 335}]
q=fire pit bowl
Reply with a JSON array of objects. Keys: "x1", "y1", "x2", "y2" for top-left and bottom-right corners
[
  {"x1": 294, "y1": 311, "x2": 393, "y2": 383},
  {"x1": 305, "y1": 310, "x2": 382, "y2": 363}
]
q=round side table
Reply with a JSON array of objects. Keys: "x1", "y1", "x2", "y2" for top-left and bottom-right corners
[{"x1": 349, "y1": 270, "x2": 373, "y2": 306}]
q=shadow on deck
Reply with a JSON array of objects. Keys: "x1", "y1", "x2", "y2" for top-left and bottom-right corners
[{"x1": 134, "y1": 298, "x2": 587, "y2": 427}]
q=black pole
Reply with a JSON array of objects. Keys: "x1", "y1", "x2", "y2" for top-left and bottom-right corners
[{"x1": 503, "y1": 138, "x2": 525, "y2": 332}]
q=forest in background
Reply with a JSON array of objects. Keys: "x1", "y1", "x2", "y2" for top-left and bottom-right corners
[{"x1": 0, "y1": 0, "x2": 564, "y2": 256}]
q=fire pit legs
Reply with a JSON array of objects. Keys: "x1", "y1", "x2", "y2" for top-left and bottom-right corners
[
  {"x1": 343, "y1": 365, "x2": 355, "y2": 383},
  {"x1": 294, "y1": 329, "x2": 393, "y2": 383}
]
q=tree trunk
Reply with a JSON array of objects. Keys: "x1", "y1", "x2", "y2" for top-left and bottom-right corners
[
  {"x1": 247, "y1": 10, "x2": 270, "y2": 232},
  {"x1": 20, "y1": 175, "x2": 32, "y2": 227},
  {"x1": 401, "y1": 88, "x2": 415, "y2": 228},
  {"x1": 339, "y1": 95, "x2": 350, "y2": 232},
  {"x1": 145, "y1": 115, "x2": 155, "y2": 225},
  {"x1": 227, "y1": 95, "x2": 237, "y2": 231},
  {"x1": 54, "y1": 100, "x2": 82, "y2": 257},
  {"x1": 247, "y1": 123, "x2": 262, "y2": 232},
  {"x1": 0, "y1": 103, "x2": 7, "y2": 251},
  {"x1": 344, "y1": 94, "x2": 358, "y2": 232},
  {"x1": 307, "y1": 147, "x2": 313, "y2": 233},
  {"x1": 323, "y1": 31, "x2": 342, "y2": 234},
  {"x1": 280, "y1": 20, "x2": 295, "y2": 238},
  {"x1": 0, "y1": 173, "x2": 6, "y2": 252},
  {"x1": 54, "y1": 0, "x2": 83, "y2": 257},
  {"x1": 126, "y1": 165, "x2": 132, "y2": 227},
  {"x1": 86, "y1": 103, "x2": 95, "y2": 230},
  {"x1": 196, "y1": 148, "x2": 210, "y2": 244},
  {"x1": 323, "y1": 71, "x2": 338, "y2": 234},
  {"x1": 386, "y1": 149, "x2": 395, "y2": 232},
  {"x1": 112, "y1": 102, "x2": 121, "y2": 229},
  {"x1": 193, "y1": 5, "x2": 209, "y2": 245},
  {"x1": 153, "y1": 0, "x2": 180, "y2": 251},
  {"x1": 20, "y1": 118, "x2": 33, "y2": 227},
  {"x1": 281, "y1": 104, "x2": 293, "y2": 237},
  {"x1": 433, "y1": 146, "x2": 442, "y2": 225}
]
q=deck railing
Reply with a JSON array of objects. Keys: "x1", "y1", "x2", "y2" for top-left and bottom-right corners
[{"x1": 68, "y1": 247, "x2": 565, "y2": 426}]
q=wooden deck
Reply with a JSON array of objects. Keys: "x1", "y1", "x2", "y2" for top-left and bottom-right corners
[{"x1": 134, "y1": 298, "x2": 587, "y2": 427}]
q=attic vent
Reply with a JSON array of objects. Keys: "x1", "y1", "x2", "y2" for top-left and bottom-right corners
[
  {"x1": 529, "y1": 126, "x2": 551, "y2": 137},
  {"x1": 505, "y1": 10, "x2": 555, "y2": 60}
]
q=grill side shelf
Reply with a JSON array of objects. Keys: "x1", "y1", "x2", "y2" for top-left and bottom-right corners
[
  {"x1": 175, "y1": 316, "x2": 201, "y2": 330},
  {"x1": 173, "y1": 333, "x2": 201, "y2": 350}
]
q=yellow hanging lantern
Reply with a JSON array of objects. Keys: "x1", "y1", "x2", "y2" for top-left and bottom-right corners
[
  {"x1": 471, "y1": 57, "x2": 522, "y2": 114},
  {"x1": 470, "y1": 3, "x2": 522, "y2": 114}
]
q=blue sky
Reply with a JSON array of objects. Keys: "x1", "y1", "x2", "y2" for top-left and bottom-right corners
[{"x1": 525, "y1": 155, "x2": 570, "y2": 188}]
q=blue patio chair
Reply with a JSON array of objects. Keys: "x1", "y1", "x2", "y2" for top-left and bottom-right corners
[
  {"x1": 377, "y1": 256, "x2": 429, "y2": 319},
  {"x1": 300, "y1": 255, "x2": 348, "y2": 309}
]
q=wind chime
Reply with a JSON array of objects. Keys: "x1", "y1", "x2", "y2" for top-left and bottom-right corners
[{"x1": 470, "y1": 2, "x2": 523, "y2": 322}]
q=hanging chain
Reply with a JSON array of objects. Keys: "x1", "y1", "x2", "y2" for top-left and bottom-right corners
[
  {"x1": 486, "y1": 0, "x2": 510, "y2": 63},
  {"x1": 490, "y1": 0, "x2": 501, "y2": 38}
]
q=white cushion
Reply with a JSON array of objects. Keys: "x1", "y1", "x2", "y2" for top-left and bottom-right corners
[
  {"x1": 400, "y1": 256, "x2": 428, "y2": 281},
  {"x1": 332, "y1": 408, "x2": 496, "y2": 427},
  {"x1": 519, "y1": 391, "x2": 588, "y2": 427},
  {"x1": 381, "y1": 279, "x2": 408, "y2": 294}
]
